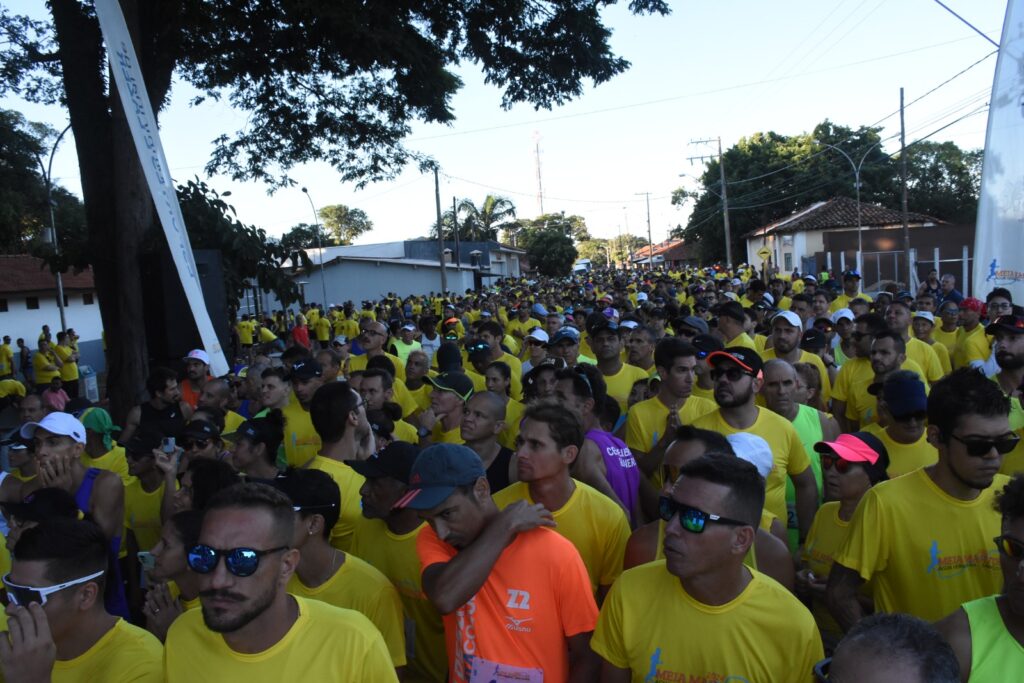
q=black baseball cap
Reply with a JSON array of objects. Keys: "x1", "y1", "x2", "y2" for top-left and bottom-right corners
[
  {"x1": 425, "y1": 372, "x2": 475, "y2": 401},
  {"x1": 182, "y1": 420, "x2": 219, "y2": 441},
  {"x1": 714, "y1": 301, "x2": 746, "y2": 324},
  {"x1": 986, "y1": 314, "x2": 1024, "y2": 336},
  {"x1": 290, "y1": 359, "x2": 323, "y2": 380},
  {"x1": 692, "y1": 334, "x2": 724, "y2": 359},
  {"x1": 348, "y1": 441, "x2": 419, "y2": 483},
  {"x1": 707, "y1": 347, "x2": 764, "y2": 376},
  {"x1": 801, "y1": 328, "x2": 827, "y2": 351},
  {"x1": 396, "y1": 443, "x2": 486, "y2": 511},
  {"x1": 585, "y1": 312, "x2": 618, "y2": 336}
]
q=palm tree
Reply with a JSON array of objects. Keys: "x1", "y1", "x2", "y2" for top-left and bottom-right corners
[{"x1": 457, "y1": 195, "x2": 517, "y2": 241}]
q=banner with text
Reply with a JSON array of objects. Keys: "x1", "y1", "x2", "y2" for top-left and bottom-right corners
[{"x1": 94, "y1": 0, "x2": 228, "y2": 376}]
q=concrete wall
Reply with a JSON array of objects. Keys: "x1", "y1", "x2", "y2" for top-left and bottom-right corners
[{"x1": 0, "y1": 290, "x2": 105, "y2": 371}]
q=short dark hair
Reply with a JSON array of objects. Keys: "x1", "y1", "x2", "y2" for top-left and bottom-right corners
[
  {"x1": 672, "y1": 425, "x2": 735, "y2": 455},
  {"x1": 834, "y1": 613, "x2": 959, "y2": 683},
  {"x1": 186, "y1": 458, "x2": 241, "y2": 510},
  {"x1": 310, "y1": 381, "x2": 358, "y2": 442},
  {"x1": 362, "y1": 367, "x2": 394, "y2": 391},
  {"x1": 281, "y1": 345, "x2": 311, "y2": 365},
  {"x1": 168, "y1": 510, "x2": 205, "y2": 552},
  {"x1": 676, "y1": 454, "x2": 764, "y2": 527},
  {"x1": 13, "y1": 518, "x2": 108, "y2": 584},
  {"x1": 996, "y1": 472, "x2": 1024, "y2": 522},
  {"x1": 261, "y1": 366, "x2": 289, "y2": 382},
  {"x1": 205, "y1": 482, "x2": 297, "y2": 547},
  {"x1": 871, "y1": 329, "x2": 906, "y2": 355},
  {"x1": 522, "y1": 401, "x2": 584, "y2": 454},
  {"x1": 790, "y1": 293, "x2": 813, "y2": 306},
  {"x1": 556, "y1": 364, "x2": 607, "y2": 406},
  {"x1": 855, "y1": 312, "x2": 888, "y2": 336},
  {"x1": 654, "y1": 338, "x2": 698, "y2": 371},
  {"x1": 244, "y1": 409, "x2": 286, "y2": 463},
  {"x1": 812, "y1": 289, "x2": 832, "y2": 302},
  {"x1": 928, "y1": 368, "x2": 1010, "y2": 441},
  {"x1": 366, "y1": 354, "x2": 398, "y2": 377},
  {"x1": 987, "y1": 287, "x2": 1013, "y2": 303},
  {"x1": 147, "y1": 367, "x2": 178, "y2": 396},
  {"x1": 478, "y1": 320, "x2": 504, "y2": 338},
  {"x1": 273, "y1": 468, "x2": 340, "y2": 540}
]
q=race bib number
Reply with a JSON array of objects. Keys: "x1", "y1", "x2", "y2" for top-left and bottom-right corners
[{"x1": 469, "y1": 657, "x2": 544, "y2": 683}]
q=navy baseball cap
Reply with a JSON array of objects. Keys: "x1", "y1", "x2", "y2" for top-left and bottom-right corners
[
  {"x1": 678, "y1": 316, "x2": 709, "y2": 336},
  {"x1": 348, "y1": 441, "x2": 419, "y2": 483},
  {"x1": 397, "y1": 443, "x2": 486, "y2": 510},
  {"x1": 550, "y1": 327, "x2": 581, "y2": 345},
  {"x1": 692, "y1": 334, "x2": 724, "y2": 359},
  {"x1": 290, "y1": 359, "x2": 323, "y2": 380},
  {"x1": 868, "y1": 371, "x2": 927, "y2": 418}
]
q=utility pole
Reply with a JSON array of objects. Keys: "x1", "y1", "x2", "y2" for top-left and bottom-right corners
[
  {"x1": 33, "y1": 123, "x2": 72, "y2": 332},
  {"x1": 452, "y1": 196, "x2": 461, "y2": 271},
  {"x1": 300, "y1": 187, "x2": 328, "y2": 308},
  {"x1": 688, "y1": 137, "x2": 732, "y2": 267},
  {"x1": 533, "y1": 131, "x2": 544, "y2": 215},
  {"x1": 899, "y1": 87, "x2": 912, "y2": 289},
  {"x1": 433, "y1": 165, "x2": 447, "y2": 294},
  {"x1": 635, "y1": 192, "x2": 654, "y2": 269}
]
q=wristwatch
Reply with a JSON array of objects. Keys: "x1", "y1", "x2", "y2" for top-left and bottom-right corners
[{"x1": 417, "y1": 425, "x2": 431, "y2": 438}]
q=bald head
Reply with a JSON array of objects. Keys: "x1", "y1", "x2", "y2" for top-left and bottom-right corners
[
  {"x1": 762, "y1": 358, "x2": 797, "y2": 380},
  {"x1": 468, "y1": 391, "x2": 507, "y2": 422}
]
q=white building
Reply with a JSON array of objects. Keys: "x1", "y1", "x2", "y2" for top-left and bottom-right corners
[{"x1": 0, "y1": 255, "x2": 105, "y2": 372}]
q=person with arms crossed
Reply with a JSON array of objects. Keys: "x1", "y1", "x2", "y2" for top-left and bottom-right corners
[{"x1": 406, "y1": 443, "x2": 599, "y2": 683}]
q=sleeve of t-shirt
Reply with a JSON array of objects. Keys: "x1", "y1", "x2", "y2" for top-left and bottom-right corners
[
  {"x1": 553, "y1": 532, "x2": 600, "y2": 638},
  {"x1": 922, "y1": 344, "x2": 943, "y2": 383},
  {"x1": 416, "y1": 524, "x2": 456, "y2": 574},
  {"x1": 623, "y1": 408, "x2": 648, "y2": 453},
  {"x1": 785, "y1": 423, "x2": 811, "y2": 475},
  {"x1": 599, "y1": 507, "x2": 632, "y2": 587},
  {"x1": 831, "y1": 363, "x2": 853, "y2": 402},
  {"x1": 353, "y1": 613, "x2": 402, "y2": 682},
  {"x1": 832, "y1": 487, "x2": 889, "y2": 581},
  {"x1": 589, "y1": 575, "x2": 628, "y2": 668}
]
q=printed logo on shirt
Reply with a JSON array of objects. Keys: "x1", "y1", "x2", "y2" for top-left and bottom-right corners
[
  {"x1": 643, "y1": 649, "x2": 751, "y2": 683},
  {"x1": 504, "y1": 615, "x2": 533, "y2": 633},
  {"x1": 454, "y1": 596, "x2": 478, "y2": 683},
  {"x1": 505, "y1": 589, "x2": 531, "y2": 610},
  {"x1": 924, "y1": 541, "x2": 999, "y2": 579}
]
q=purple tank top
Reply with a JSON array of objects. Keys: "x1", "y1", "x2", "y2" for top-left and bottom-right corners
[{"x1": 585, "y1": 429, "x2": 640, "y2": 526}]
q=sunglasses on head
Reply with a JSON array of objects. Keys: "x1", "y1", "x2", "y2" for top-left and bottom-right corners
[
  {"x1": 3, "y1": 569, "x2": 105, "y2": 606},
  {"x1": 187, "y1": 544, "x2": 289, "y2": 578},
  {"x1": 658, "y1": 496, "x2": 748, "y2": 533},
  {"x1": 994, "y1": 535, "x2": 1024, "y2": 561},
  {"x1": 710, "y1": 367, "x2": 751, "y2": 382},
  {"x1": 819, "y1": 452, "x2": 858, "y2": 473},
  {"x1": 950, "y1": 433, "x2": 1020, "y2": 457}
]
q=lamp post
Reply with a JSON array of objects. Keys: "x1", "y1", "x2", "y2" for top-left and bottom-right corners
[
  {"x1": 32, "y1": 123, "x2": 72, "y2": 332},
  {"x1": 816, "y1": 141, "x2": 884, "y2": 277},
  {"x1": 300, "y1": 187, "x2": 329, "y2": 308}
]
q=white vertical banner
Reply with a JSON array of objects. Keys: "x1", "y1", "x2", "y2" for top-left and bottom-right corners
[
  {"x1": 94, "y1": 0, "x2": 229, "y2": 376},
  {"x1": 973, "y1": 0, "x2": 1024, "y2": 301}
]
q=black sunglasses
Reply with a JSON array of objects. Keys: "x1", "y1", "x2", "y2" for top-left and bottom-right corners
[
  {"x1": 183, "y1": 438, "x2": 210, "y2": 450},
  {"x1": 710, "y1": 367, "x2": 751, "y2": 382},
  {"x1": 994, "y1": 534, "x2": 1024, "y2": 561},
  {"x1": 187, "y1": 544, "x2": 289, "y2": 577},
  {"x1": 893, "y1": 411, "x2": 928, "y2": 423},
  {"x1": 820, "y1": 452, "x2": 856, "y2": 474},
  {"x1": 658, "y1": 496, "x2": 749, "y2": 533},
  {"x1": 949, "y1": 433, "x2": 1020, "y2": 457}
]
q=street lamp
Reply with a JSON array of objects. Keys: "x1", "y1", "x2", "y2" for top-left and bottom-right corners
[
  {"x1": 32, "y1": 123, "x2": 72, "y2": 332},
  {"x1": 300, "y1": 187, "x2": 329, "y2": 308},
  {"x1": 815, "y1": 140, "x2": 884, "y2": 276}
]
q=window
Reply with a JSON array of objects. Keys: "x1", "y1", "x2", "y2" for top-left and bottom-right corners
[
  {"x1": 0, "y1": 299, "x2": 7, "y2": 312},
  {"x1": 784, "y1": 253, "x2": 793, "y2": 271},
  {"x1": 83, "y1": 292, "x2": 95, "y2": 305},
  {"x1": 25, "y1": 297, "x2": 39, "y2": 310}
]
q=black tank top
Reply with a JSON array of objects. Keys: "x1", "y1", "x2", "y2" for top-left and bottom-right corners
[
  {"x1": 139, "y1": 401, "x2": 186, "y2": 438},
  {"x1": 486, "y1": 447, "x2": 515, "y2": 493}
]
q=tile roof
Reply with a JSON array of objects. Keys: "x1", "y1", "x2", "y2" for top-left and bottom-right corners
[
  {"x1": 0, "y1": 255, "x2": 95, "y2": 294},
  {"x1": 632, "y1": 239, "x2": 688, "y2": 261},
  {"x1": 745, "y1": 196, "x2": 940, "y2": 238}
]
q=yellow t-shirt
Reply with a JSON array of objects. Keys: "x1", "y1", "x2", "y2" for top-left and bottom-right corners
[
  {"x1": 348, "y1": 352, "x2": 407, "y2": 381},
  {"x1": 761, "y1": 348, "x2": 832, "y2": 404},
  {"x1": 492, "y1": 480, "x2": 631, "y2": 592},
  {"x1": 429, "y1": 423, "x2": 464, "y2": 445},
  {"x1": 624, "y1": 395, "x2": 719, "y2": 456},
  {"x1": 726, "y1": 332, "x2": 758, "y2": 351},
  {"x1": 258, "y1": 326, "x2": 278, "y2": 343},
  {"x1": 0, "y1": 343, "x2": 13, "y2": 375},
  {"x1": 306, "y1": 456, "x2": 365, "y2": 553},
  {"x1": 507, "y1": 317, "x2": 542, "y2": 339},
  {"x1": 933, "y1": 326, "x2": 959, "y2": 357},
  {"x1": 999, "y1": 393, "x2": 1024, "y2": 476},
  {"x1": 0, "y1": 378, "x2": 26, "y2": 398},
  {"x1": 349, "y1": 517, "x2": 447, "y2": 683},
  {"x1": 830, "y1": 292, "x2": 871, "y2": 312},
  {"x1": 404, "y1": 383, "x2": 432, "y2": 414},
  {"x1": 313, "y1": 317, "x2": 332, "y2": 342},
  {"x1": 33, "y1": 350, "x2": 61, "y2": 385},
  {"x1": 281, "y1": 401, "x2": 321, "y2": 468},
  {"x1": 954, "y1": 325, "x2": 990, "y2": 369},
  {"x1": 592, "y1": 561, "x2": 823, "y2": 683},
  {"x1": 392, "y1": 419, "x2": 418, "y2": 444},
  {"x1": 833, "y1": 468, "x2": 1007, "y2": 622},
  {"x1": 236, "y1": 320, "x2": 255, "y2": 346},
  {"x1": 82, "y1": 446, "x2": 131, "y2": 485},
  {"x1": 601, "y1": 363, "x2": 650, "y2": 413},
  {"x1": 334, "y1": 318, "x2": 360, "y2": 340},
  {"x1": 54, "y1": 344, "x2": 79, "y2": 381},
  {"x1": 693, "y1": 408, "x2": 812, "y2": 523},
  {"x1": 498, "y1": 398, "x2": 526, "y2": 451},
  {"x1": 224, "y1": 410, "x2": 246, "y2": 435},
  {"x1": 801, "y1": 501, "x2": 857, "y2": 641},
  {"x1": 165, "y1": 596, "x2": 397, "y2": 682},
  {"x1": 905, "y1": 337, "x2": 944, "y2": 383},
  {"x1": 391, "y1": 379, "x2": 419, "y2": 419},
  {"x1": 287, "y1": 554, "x2": 406, "y2": 666},
  {"x1": 125, "y1": 479, "x2": 167, "y2": 551},
  {"x1": 54, "y1": 618, "x2": 162, "y2": 683},
  {"x1": 861, "y1": 423, "x2": 938, "y2": 478}
]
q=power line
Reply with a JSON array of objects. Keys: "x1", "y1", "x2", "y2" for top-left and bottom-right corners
[{"x1": 932, "y1": 0, "x2": 1000, "y2": 48}]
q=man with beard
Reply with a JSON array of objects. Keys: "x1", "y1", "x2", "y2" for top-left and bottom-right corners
[
  {"x1": 884, "y1": 299, "x2": 944, "y2": 384},
  {"x1": 954, "y1": 298, "x2": 990, "y2": 370},
  {"x1": 181, "y1": 350, "x2": 212, "y2": 410},
  {"x1": 937, "y1": 472, "x2": 1024, "y2": 680},
  {"x1": 349, "y1": 320, "x2": 406, "y2": 381},
  {"x1": 845, "y1": 331, "x2": 914, "y2": 429},
  {"x1": 625, "y1": 325, "x2": 656, "y2": 376},
  {"x1": 761, "y1": 311, "x2": 832, "y2": 405},
  {"x1": 692, "y1": 348, "x2": 818, "y2": 542},
  {"x1": 587, "y1": 314, "x2": 648, "y2": 412},
  {"x1": 281, "y1": 359, "x2": 325, "y2": 467},
  {"x1": 827, "y1": 369, "x2": 1014, "y2": 627},
  {"x1": 986, "y1": 313, "x2": 1024, "y2": 476},
  {"x1": 120, "y1": 367, "x2": 192, "y2": 444},
  {"x1": 164, "y1": 483, "x2": 395, "y2": 681}
]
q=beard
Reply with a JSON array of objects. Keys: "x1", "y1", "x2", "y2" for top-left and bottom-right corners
[
  {"x1": 714, "y1": 383, "x2": 753, "y2": 408},
  {"x1": 200, "y1": 583, "x2": 278, "y2": 633},
  {"x1": 997, "y1": 351, "x2": 1024, "y2": 371}
]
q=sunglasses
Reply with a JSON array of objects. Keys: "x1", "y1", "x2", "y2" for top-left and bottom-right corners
[
  {"x1": 819, "y1": 452, "x2": 857, "y2": 474},
  {"x1": 183, "y1": 438, "x2": 210, "y2": 450},
  {"x1": 3, "y1": 569, "x2": 105, "y2": 606},
  {"x1": 893, "y1": 411, "x2": 928, "y2": 423},
  {"x1": 994, "y1": 535, "x2": 1024, "y2": 561},
  {"x1": 658, "y1": 496, "x2": 748, "y2": 533},
  {"x1": 678, "y1": 329, "x2": 698, "y2": 338},
  {"x1": 710, "y1": 367, "x2": 751, "y2": 382},
  {"x1": 850, "y1": 331, "x2": 874, "y2": 341},
  {"x1": 187, "y1": 544, "x2": 289, "y2": 577},
  {"x1": 949, "y1": 433, "x2": 1020, "y2": 457}
]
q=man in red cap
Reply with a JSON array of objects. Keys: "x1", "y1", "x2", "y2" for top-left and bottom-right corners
[{"x1": 954, "y1": 297, "x2": 989, "y2": 370}]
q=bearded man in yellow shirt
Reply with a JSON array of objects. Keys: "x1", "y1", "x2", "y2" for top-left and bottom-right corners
[
  {"x1": 592, "y1": 455, "x2": 823, "y2": 682},
  {"x1": 164, "y1": 482, "x2": 396, "y2": 682},
  {"x1": 826, "y1": 368, "x2": 1016, "y2": 627}
]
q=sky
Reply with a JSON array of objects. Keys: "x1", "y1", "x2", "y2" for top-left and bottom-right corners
[{"x1": 3, "y1": 0, "x2": 1006, "y2": 249}]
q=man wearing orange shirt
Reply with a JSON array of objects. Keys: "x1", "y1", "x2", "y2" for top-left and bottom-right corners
[{"x1": 406, "y1": 443, "x2": 599, "y2": 683}]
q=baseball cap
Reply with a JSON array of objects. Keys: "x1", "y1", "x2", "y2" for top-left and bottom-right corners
[
  {"x1": 636, "y1": 292, "x2": 649, "y2": 302},
  {"x1": 678, "y1": 316, "x2": 709, "y2": 336},
  {"x1": 803, "y1": 274, "x2": 818, "y2": 283},
  {"x1": 532, "y1": 303, "x2": 549, "y2": 317},
  {"x1": 122, "y1": 428, "x2": 164, "y2": 455},
  {"x1": 961, "y1": 297, "x2": 984, "y2": 313},
  {"x1": 396, "y1": 443, "x2": 486, "y2": 510},
  {"x1": 586, "y1": 312, "x2": 618, "y2": 336},
  {"x1": 770, "y1": 310, "x2": 802, "y2": 329},
  {"x1": 619, "y1": 320, "x2": 640, "y2": 330},
  {"x1": 1, "y1": 488, "x2": 79, "y2": 523},
  {"x1": 868, "y1": 371, "x2": 927, "y2": 418},
  {"x1": 814, "y1": 432, "x2": 890, "y2": 484},
  {"x1": 425, "y1": 372, "x2": 475, "y2": 401},
  {"x1": 184, "y1": 349, "x2": 210, "y2": 365},
  {"x1": 182, "y1": 420, "x2": 220, "y2": 441},
  {"x1": 727, "y1": 433, "x2": 773, "y2": 479},
  {"x1": 707, "y1": 347, "x2": 764, "y2": 376},
  {"x1": 731, "y1": 278, "x2": 742, "y2": 286},
  {"x1": 692, "y1": 334, "x2": 724, "y2": 359},
  {"x1": 715, "y1": 301, "x2": 746, "y2": 323},
  {"x1": 348, "y1": 441, "x2": 419, "y2": 483},
  {"x1": 831, "y1": 308, "x2": 855, "y2": 324},
  {"x1": 762, "y1": 292, "x2": 775, "y2": 306},
  {"x1": 290, "y1": 359, "x2": 323, "y2": 380},
  {"x1": 525, "y1": 328, "x2": 550, "y2": 344},
  {"x1": 801, "y1": 328, "x2": 827, "y2": 351},
  {"x1": 401, "y1": 323, "x2": 417, "y2": 332},
  {"x1": 842, "y1": 270, "x2": 861, "y2": 280},
  {"x1": 332, "y1": 335, "x2": 349, "y2": 346},
  {"x1": 20, "y1": 412, "x2": 86, "y2": 444},
  {"x1": 550, "y1": 327, "x2": 581, "y2": 345},
  {"x1": 986, "y1": 314, "x2": 1024, "y2": 336},
  {"x1": 913, "y1": 311, "x2": 936, "y2": 326}
]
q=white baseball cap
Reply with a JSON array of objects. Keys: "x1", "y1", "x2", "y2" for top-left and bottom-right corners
[
  {"x1": 831, "y1": 308, "x2": 855, "y2": 324},
  {"x1": 770, "y1": 311, "x2": 802, "y2": 328},
  {"x1": 401, "y1": 323, "x2": 417, "y2": 331},
  {"x1": 620, "y1": 320, "x2": 640, "y2": 330},
  {"x1": 184, "y1": 349, "x2": 210, "y2": 365},
  {"x1": 913, "y1": 311, "x2": 935, "y2": 325},
  {"x1": 762, "y1": 292, "x2": 775, "y2": 306},
  {"x1": 20, "y1": 412, "x2": 87, "y2": 444},
  {"x1": 636, "y1": 292, "x2": 649, "y2": 302},
  {"x1": 727, "y1": 433, "x2": 774, "y2": 479},
  {"x1": 525, "y1": 328, "x2": 550, "y2": 344}
]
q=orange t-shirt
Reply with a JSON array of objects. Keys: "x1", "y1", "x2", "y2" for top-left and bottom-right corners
[
  {"x1": 180, "y1": 376, "x2": 211, "y2": 410},
  {"x1": 418, "y1": 525, "x2": 598, "y2": 683}
]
